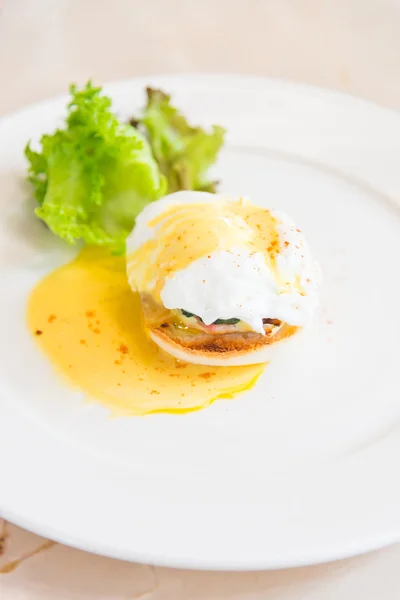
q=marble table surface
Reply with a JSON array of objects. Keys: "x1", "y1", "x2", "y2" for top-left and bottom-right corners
[{"x1": 1, "y1": 1, "x2": 400, "y2": 598}]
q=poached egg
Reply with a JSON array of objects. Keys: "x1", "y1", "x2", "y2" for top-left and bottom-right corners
[{"x1": 126, "y1": 191, "x2": 321, "y2": 335}]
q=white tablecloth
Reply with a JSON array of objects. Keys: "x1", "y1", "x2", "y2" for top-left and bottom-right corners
[{"x1": 1, "y1": 1, "x2": 400, "y2": 598}]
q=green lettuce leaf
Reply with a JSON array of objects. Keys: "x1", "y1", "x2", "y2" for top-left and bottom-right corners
[
  {"x1": 141, "y1": 88, "x2": 225, "y2": 193},
  {"x1": 25, "y1": 82, "x2": 166, "y2": 253}
]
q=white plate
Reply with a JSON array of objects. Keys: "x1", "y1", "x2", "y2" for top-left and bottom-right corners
[{"x1": 0, "y1": 75, "x2": 400, "y2": 570}]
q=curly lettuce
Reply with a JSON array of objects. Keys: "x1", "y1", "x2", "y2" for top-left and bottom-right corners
[
  {"x1": 141, "y1": 88, "x2": 225, "y2": 193},
  {"x1": 25, "y1": 82, "x2": 166, "y2": 253},
  {"x1": 25, "y1": 82, "x2": 226, "y2": 253}
]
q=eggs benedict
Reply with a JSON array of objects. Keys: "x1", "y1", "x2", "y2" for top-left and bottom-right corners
[{"x1": 126, "y1": 191, "x2": 321, "y2": 366}]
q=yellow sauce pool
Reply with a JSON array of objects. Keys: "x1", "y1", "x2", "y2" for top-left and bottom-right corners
[{"x1": 27, "y1": 248, "x2": 265, "y2": 416}]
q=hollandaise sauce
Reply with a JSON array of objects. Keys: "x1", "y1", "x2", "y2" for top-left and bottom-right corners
[
  {"x1": 127, "y1": 198, "x2": 280, "y2": 303},
  {"x1": 27, "y1": 248, "x2": 265, "y2": 416}
]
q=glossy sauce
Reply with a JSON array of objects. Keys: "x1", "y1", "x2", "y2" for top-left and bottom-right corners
[
  {"x1": 127, "y1": 198, "x2": 280, "y2": 303},
  {"x1": 27, "y1": 248, "x2": 265, "y2": 416}
]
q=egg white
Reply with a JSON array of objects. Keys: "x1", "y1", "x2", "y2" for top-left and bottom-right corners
[{"x1": 127, "y1": 191, "x2": 321, "y2": 335}]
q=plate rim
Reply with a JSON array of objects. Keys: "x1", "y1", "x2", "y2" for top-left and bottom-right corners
[{"x1": 2, "y1": 71, "x2": 400, "y2": 124}]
